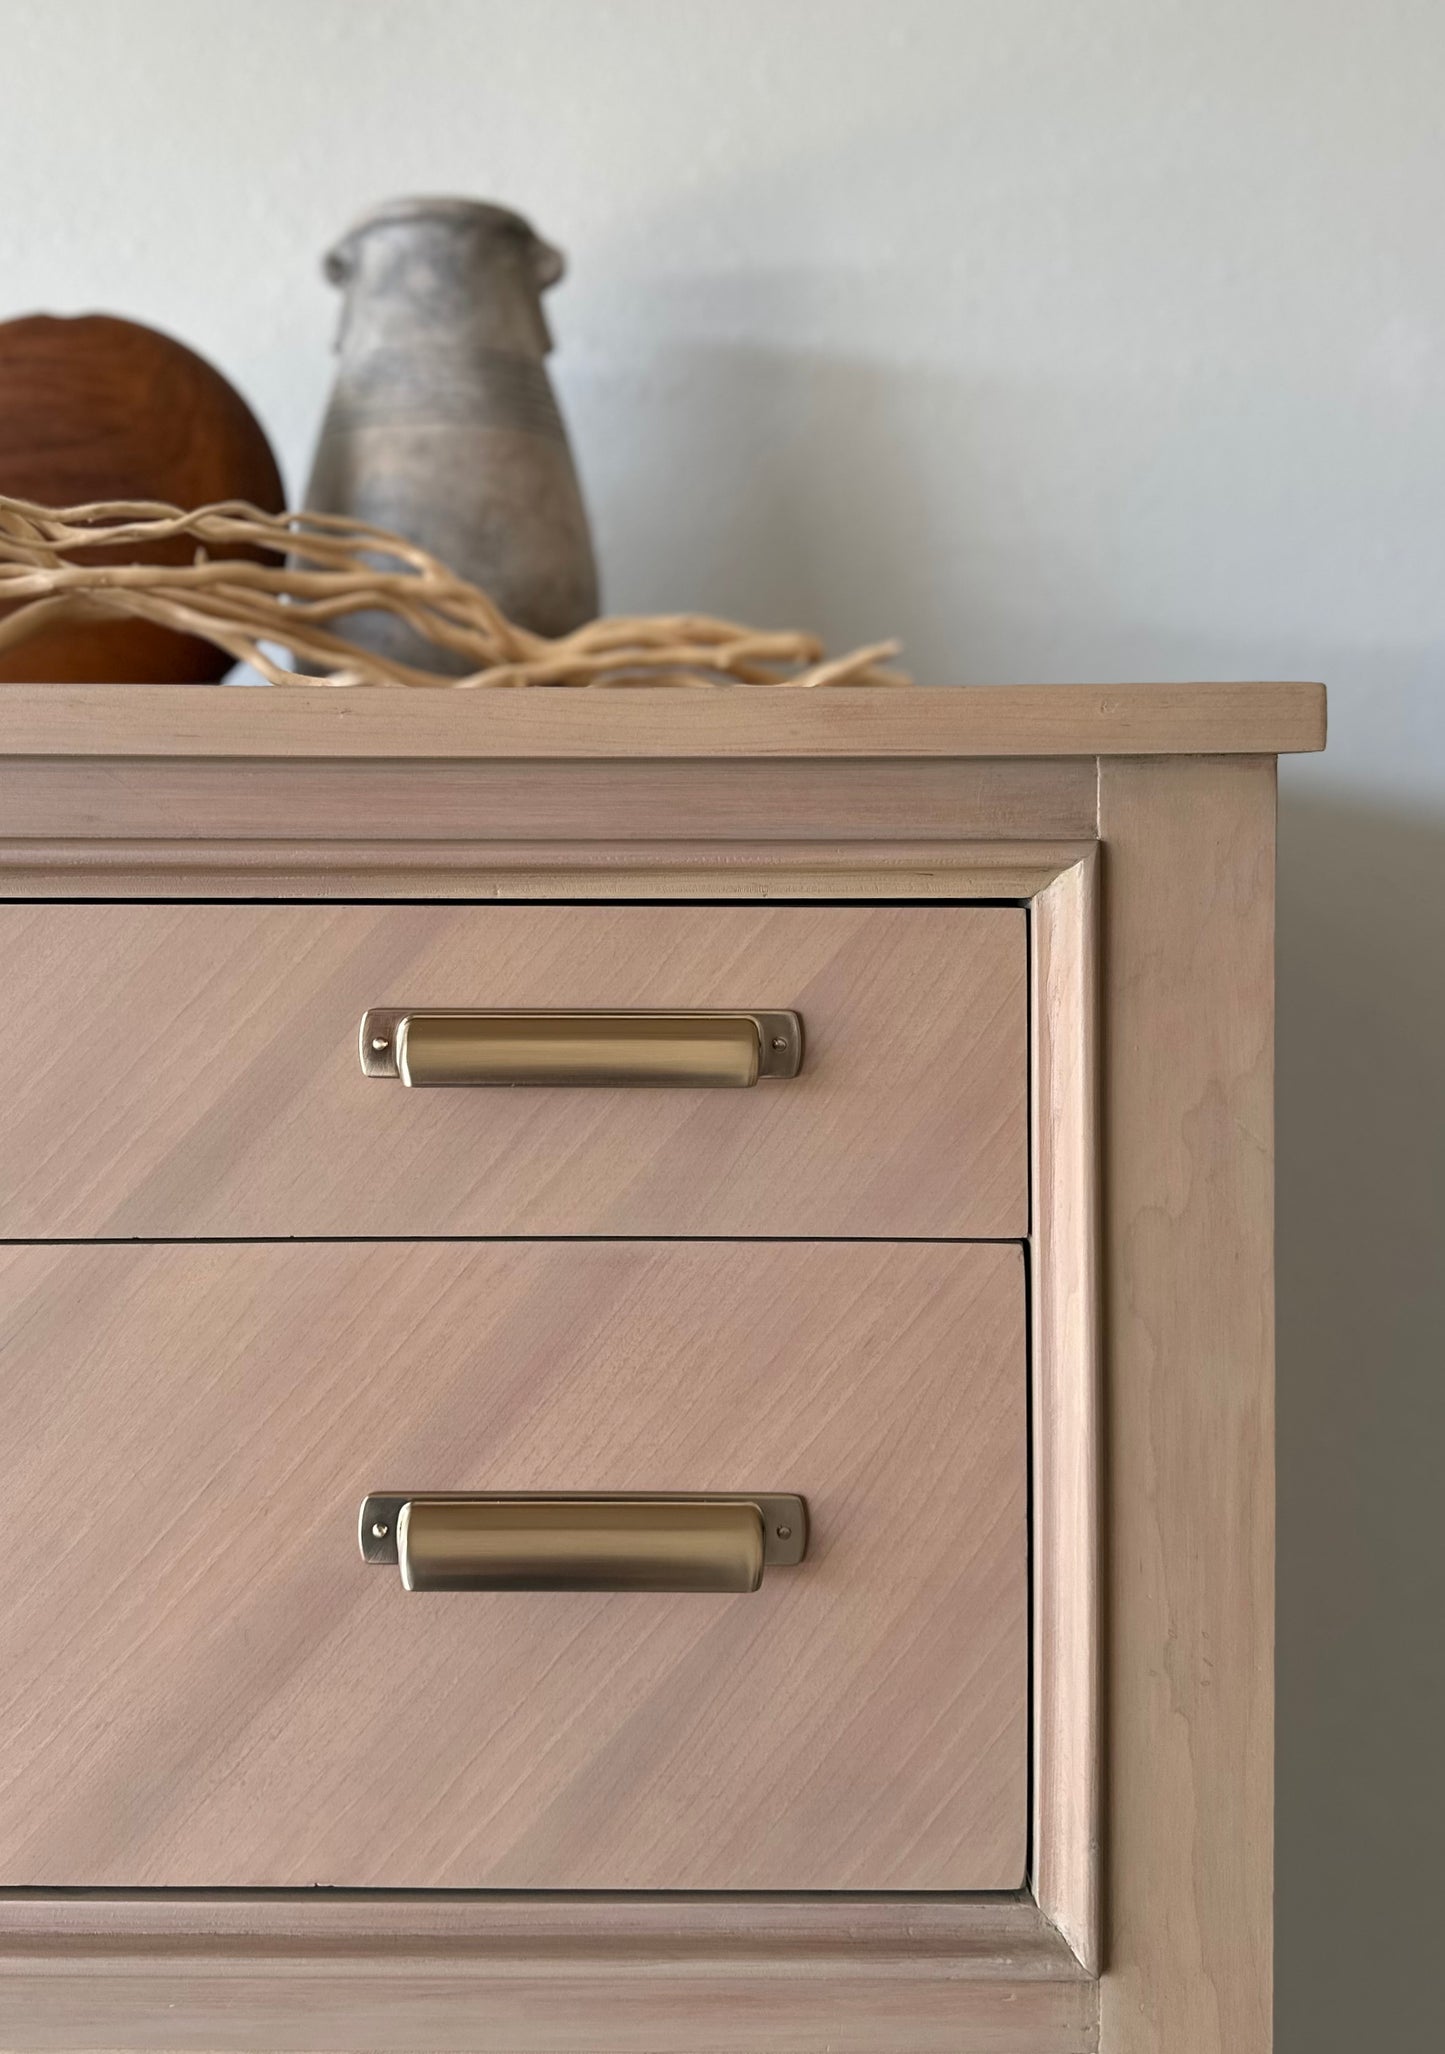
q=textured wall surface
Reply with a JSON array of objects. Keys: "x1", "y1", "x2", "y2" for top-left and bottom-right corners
[{"x1": 1, "y1": 3, "x2": 1440, "y2": 2044}]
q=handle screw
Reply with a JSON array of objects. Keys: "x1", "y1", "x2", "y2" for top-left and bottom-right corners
[
  {"x1": 371, "y1": 1521, "x2": 389, "y2": 1539},
  {"x1": 775, "y1": 1524, "x2": 792, "y2": 1540},
  {"x1": 371, "y1": 1036, "x2": 390, "y2": 1053},
  {"x1": 772, "y1": 1036, "x2": 788, "y2": 1050}
]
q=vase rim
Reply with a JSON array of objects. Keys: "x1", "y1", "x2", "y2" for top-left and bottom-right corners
[{"x1": 339, "y1": 195, "x2": 542, "y2": 243}]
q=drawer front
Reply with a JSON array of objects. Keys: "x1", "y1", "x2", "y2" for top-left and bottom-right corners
[
  {"x1": 0, "y1": 1240, "x2": 1027, "y2": 1890},
  {"x1": 1, "y1": 902, "x2": 1026, "y2": 1239}
]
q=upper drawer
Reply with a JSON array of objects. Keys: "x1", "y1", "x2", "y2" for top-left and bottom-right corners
[{"x1": 1, "y1": 902, "x2": 1026, "y2": 1239}]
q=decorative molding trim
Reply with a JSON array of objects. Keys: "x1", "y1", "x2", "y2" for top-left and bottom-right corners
[
  {"x1": 0, "y1": 1886, "x2": 1085, "y2": 1959},
  {"x1": 1031, "y1": 849, "x2": 1102, "y2": 1971},
  {"x1": 0, "y1": 837, "x2": 1096, "y2": 899},
  {"x1": 0, "y1": 1893, "x2": 1095, "y2": 2053}
]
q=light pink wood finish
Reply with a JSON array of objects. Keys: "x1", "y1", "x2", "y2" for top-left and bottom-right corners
[
  {"x1": 0, "y1": 1239, "x2": 1028, "y2": 1891},
  {"x1": 0, "y1": 1896, "x2": 1095, "y2": 2054},
  {"x1": 1098, "y1": 759, "x2": 1276, "y2": 2052},
  {"x1": 0, "y1": 902, "x2": 1027, "y2": 1239},
  {"x1": 0, "y1": 679, "x2": 1327, "y2": 757},
  {"x1": 1030, "y1": 850, "x2": 1102, "y2": 1972},
  {"x1": 0, "y1": 835, "x2": 1093, "y2": 899},
  {"x1": 0, "y1": 753, "x2": 1099, "y2": 842}
]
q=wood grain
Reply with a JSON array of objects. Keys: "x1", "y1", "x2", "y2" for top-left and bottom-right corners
[
  {"x1": 0, "y1": 1240, "x2": 1028, "y2": 1892},
  {"x1": 0, "y1": 836, "x2": 1092, "y2": 899},
  {"x1": 1097, "y1": 758, "x2": 1276, "y2": 2051},
  {"x1": 0, "y1": 315, "x2": 283, "y2": 684},
  {"x1": 0, "y1": 901, "x2": 1027, "y2": 1239},
  {"x1": 0, "y1": 679, "x2": 1326, "y2": 758},
  {"x1": 0, "y1": 682, "x2": 1298, "y2": 2046},
  {"x1": 0, "y1": 1896, "x2": 1095, "y2": 2053},
  {"x1": 0, "y1": 752, "x2": 1098, "y2": 842},
  {"x1": 1030, "y1": 850, "x2": 1101, "y2": 1972}
]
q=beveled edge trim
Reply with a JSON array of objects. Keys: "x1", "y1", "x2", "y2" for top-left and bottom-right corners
[
  {"x1": 1030, "y1": 849, "x2": 1102, "y2": 1972},
  {"x1": 0, "y1": 1894, "x2": 1097, "y2": 2052},
  {"x1": 0, "y1": 1888, "x2": 1088, "y2": 1974},
  {"x1": 0, "y1": 837, "x2": 1094, "y2": 899},
  {"x1": 0, "y1": 679, "x2": 1326, "y2": 756}
]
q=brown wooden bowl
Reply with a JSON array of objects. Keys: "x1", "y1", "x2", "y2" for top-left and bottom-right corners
[{"x1": 0, "y1": 313, "x2": 285, "y2": 682}]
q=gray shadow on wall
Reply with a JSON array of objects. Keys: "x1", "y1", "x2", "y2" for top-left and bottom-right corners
[
  {"x1": 1275, "y1": 794, "x2": 1445, "y2": 2051},
  {"x1": 573, "y1": 332, "x2": 1338, "y2": 688},
  {"x1": 569, "y1": 337, "x2": 1052, "y2": 681}
]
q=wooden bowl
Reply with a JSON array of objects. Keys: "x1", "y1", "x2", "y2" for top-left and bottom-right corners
[{"x1": 0, "y1": 314, "x2": 285, "y2": 682}]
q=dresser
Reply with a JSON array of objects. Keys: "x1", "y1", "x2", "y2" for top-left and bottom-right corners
[{"x1": 0, "y1": 680, "x2": 1325, "y2": 2052}]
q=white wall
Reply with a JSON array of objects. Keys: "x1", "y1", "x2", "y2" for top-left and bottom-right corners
[{"x1": 2, "y1": 3, "x2": 1440, "y2": 2043}]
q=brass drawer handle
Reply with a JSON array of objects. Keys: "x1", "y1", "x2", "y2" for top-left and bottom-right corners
[
  {"x1": 358, "y1": 1009, "x2": 803, "y2": 1088},
  {"x1": 358, "y1": 1493, "x2": 808, "y2": 1593}
]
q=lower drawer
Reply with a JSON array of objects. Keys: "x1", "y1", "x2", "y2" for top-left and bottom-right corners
[{"x1": 1, "y1": 1241, "x2": 1027, "y2": 1891}]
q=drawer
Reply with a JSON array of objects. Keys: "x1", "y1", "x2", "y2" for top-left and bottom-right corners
[
  {"x1": 1, "y1": 902, "x2": 1027, "y2": 1239},
  {"x1": 0, "y1": 1239, "x2": 1027, "y2": 1890}
]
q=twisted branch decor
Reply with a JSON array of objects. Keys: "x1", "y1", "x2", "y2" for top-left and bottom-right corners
[{"x1": 0, "y1": 496, "x2": 911, "y2": 689}]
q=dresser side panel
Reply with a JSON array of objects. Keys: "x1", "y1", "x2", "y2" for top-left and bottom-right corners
[{"x1": 1098, "y1": 756, "x2": 1275, "y2": 2052}]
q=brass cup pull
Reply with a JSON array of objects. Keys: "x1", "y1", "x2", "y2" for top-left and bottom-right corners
[
  {"x1": 359, "y1": 1009, "x2": 803, "y2": 1088},
  {"x1": 358, "y1": 1493, "x2": 808, "y2": 1594}
]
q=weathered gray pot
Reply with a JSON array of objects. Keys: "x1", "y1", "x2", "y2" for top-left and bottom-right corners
[{"x1": 303, "y1": 196, "x2": 598, "y2": 669}]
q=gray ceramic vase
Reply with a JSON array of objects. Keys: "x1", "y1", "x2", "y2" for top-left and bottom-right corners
[{"x1": 303, "y1": 196, "x2": 599, "y2": 670}]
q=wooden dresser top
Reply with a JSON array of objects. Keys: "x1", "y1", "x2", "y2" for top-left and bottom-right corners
[{"x1": 0, "y1": 680, "x2": 1326, "y2": 759}]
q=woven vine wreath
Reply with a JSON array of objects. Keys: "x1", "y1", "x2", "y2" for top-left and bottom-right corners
[{"x1": 0, "y1": 496, "x2": 910, "y2": 690}]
